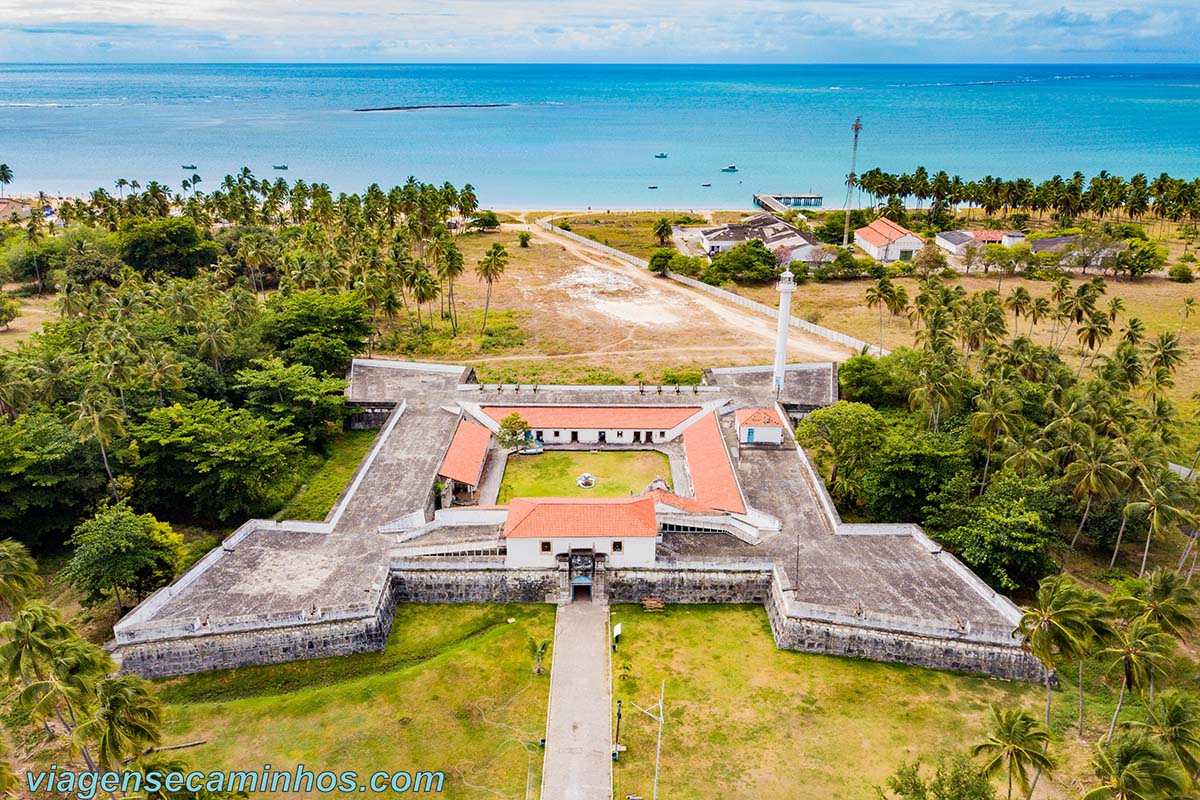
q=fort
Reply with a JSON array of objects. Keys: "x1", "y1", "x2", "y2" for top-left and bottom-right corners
[{"x1": 109, "y1": 271, "x2": 1041, "y2": 683}]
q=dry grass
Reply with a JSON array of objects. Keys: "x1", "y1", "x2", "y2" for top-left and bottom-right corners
[{"x1": 0, "y1": 289, "x2": 53, "y2": 350}]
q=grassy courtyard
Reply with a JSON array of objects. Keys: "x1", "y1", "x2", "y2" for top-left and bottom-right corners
[
  {"x1": 610, "y1": 604, "x2": 1048, "y2": 800},
  {"x1": 156, "y1": 603, "x2": 555, "y2": 799},
  {"x1": 497, "y1": 450, "x2": 672, "y2": 503}
]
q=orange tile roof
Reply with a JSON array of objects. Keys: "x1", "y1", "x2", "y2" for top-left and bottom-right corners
[
  {"x1": 681, "y1": 413, "x2": 746, "y2": 514},
  {"x1": 734, "y1": 407, "x2": 782, "y2": 427},
  {"x1": 642, "y1": 488, "x2": 715, "y2": 514},
  {"x1": 482, "y1": 405, "x2": 700, "y2": 431},
  {"x1": 503, "y1": 496, "x2": 659, "y2": 538},
  {"x1": 437, "y1": 419, "x2": 492, "y2": 487},
  {"x1": 855, "y1": 217, "x2": 918, "y2": 248}
]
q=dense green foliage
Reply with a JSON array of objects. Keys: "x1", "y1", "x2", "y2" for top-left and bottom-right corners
[{"x1": 62, "y1": 501, "x2": 183, "y2": 609}]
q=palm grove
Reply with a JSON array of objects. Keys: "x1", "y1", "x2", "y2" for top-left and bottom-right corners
[{"x1": 0, "y1": 168, "x2": 515, "y2": 787}]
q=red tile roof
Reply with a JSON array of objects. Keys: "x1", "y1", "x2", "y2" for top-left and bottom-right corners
[
  {"x1": 855, "y1": 217, "x2": 918, "y2": 249},
  {"x1": 734, "y1": 407, "x2": 782, "y2": 428},
  {"x1": 503, "y1": 496, "x2": 659, "y2": 539},
  {"x1": 482, "y1": 405, "x2": 700, "y2": 431},
  {"x1": 642, "y1": 488, "x2": 715, "y2": 514},
  {"x1": 973, "y1": 230, "x2": 1007, "y2": 242},
  {"x1": 437, "y1": 419, "x2": 492, "y2": 487},
  {"x1": 681, "y1": 413, "x2": 746, "y2": 514}
]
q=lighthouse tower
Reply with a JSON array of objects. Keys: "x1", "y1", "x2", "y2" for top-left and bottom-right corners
[{"x1": 772, "y1": 268, "x2": 796, "y2": 392}]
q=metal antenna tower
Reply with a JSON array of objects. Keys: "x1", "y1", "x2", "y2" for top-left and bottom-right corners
[{"x1": 841, "y1": 116, "x2": 863, "y2": 247}]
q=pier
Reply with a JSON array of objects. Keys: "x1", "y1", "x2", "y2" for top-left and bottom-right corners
[{"x1": 754, "y1": 193, "x2": 824, "y2": 213}]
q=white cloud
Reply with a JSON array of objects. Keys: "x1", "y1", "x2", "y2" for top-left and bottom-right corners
[{"x1": 0, "y1": 0, "x2": 1197, "y2": 60}]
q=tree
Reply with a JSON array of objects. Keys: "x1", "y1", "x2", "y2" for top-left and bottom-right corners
[
  {"x1": 1101, "y1": 618, "x2": 1174, "y2": 739},
  {"x1": 232, "y1": 357, "x2": 347, "y2": 443},
  {"x1": 468, "y1": 210, "x2": 500, "y2": 230},
  {"x1": 703, "y1": 240, "x2": 776, "y2": 284},
  {"x1": 880, "y1": 755, "x2": 996, "y2": 800},
  {"x1": 970, "y1": 388, "x2": 1023, "y2": 486},
  {"x1": 495, "y1": 412, "x2": 531, "y2": 453},
  {"x1": 517, "y1": 231, "x2": 531, "y2": 248},
  {"x1": 1064, "y1": 435, "x2": 1124, "y2": 550},
  {"x1": 0, "y1": 296, "x2": 17, "y2": 331},
  {"x1": 1017, "y1": 575, "x2": 1094, "y2": 731},
  {"x1": 1113, "y1": 568, "x2": 1198, "y2": 639},
  {"x1": 118, "y1": 217, "x2": 221, "y2": 279},
  {"x1": 75, "y1": 675, "x2": 163, "y2": 770},
  {"x1": 1129, "y1": 690, "x2": 1200, "y2": 778},
  {"x1": 70, "y1": 390, "x2": 125, "y2": 498},
  {"x1": 527, "y1": 637, "x2": 550, "y2": 674},
  {"x1": 0, "y1": 539, "x2": 38, "y2": 620},
  {"x1": 1125, "y1": 472, "x2": 1194, "y2": 578},
  {"x1": 476, "y1": 242, "x2": 509, "y2": 335},
  {"x1": 795, "y1": 401, "x2": 885, "y2": 504},
  {"x1": 61, "y1": 501, "x2": 182, "y2": 611},
  {"x1": 866, "y1": 277, "x2": 895, "y2": 353},
  {"x1": 652, "y1": 216, "x2": 673, "y2": 245},
  {"x1": 648, "y1": 247, "x2": 675, "y2": 275},
  {"x1": 131, "y1": 399, "x2": 303, "y2": 520},
  {"x1": 971, "y1": 704, "x2": 1053, "y2": 800},
  {"x1": 1083, "y1": 732, "x2": 1187, "y2": 800},
  {"x1": 0, "y1": 164, "x2": 11, "y2": 198},
  {"x1": 265, "y1": 290, "x2": 372, "y2": 376}
]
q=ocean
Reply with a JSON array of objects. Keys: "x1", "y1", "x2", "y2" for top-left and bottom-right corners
[{"x1": 1, "y1": 63, "x2": 1198, "y2": 210}]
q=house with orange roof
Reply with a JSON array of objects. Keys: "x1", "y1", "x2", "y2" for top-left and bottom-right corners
[
  {"x1": 503, "y1": 496, "x2": 660, "y2": 580},
  {"x1": 854, "y1": 217, "x2": 925, "y2": 262},
  {"x1": 436, "y1": 418, "x2": 492, "y2": 503},
  {"x1": 734, "y1": 407, "x2": 785, "y2": 445}
]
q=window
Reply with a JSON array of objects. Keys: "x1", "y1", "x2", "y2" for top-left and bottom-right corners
[
  {"x1": 540, "y1": 541, "x2": 552, "y2": 553},
  {"x1": 612, "y1": 541, "x2": 623, "y2": 553},
  {"x1": 553, "y1": 430, "x2": 560, "y2": 436},
  {"x1": 616, "y1": 430, "x2": 624, "y2": 437},
  {"x1": 899, "y1": 250, "x2": 914, "y2": 262},
  {"x1": 658, "y1": 431, "x2": 665, "y2": 437}
]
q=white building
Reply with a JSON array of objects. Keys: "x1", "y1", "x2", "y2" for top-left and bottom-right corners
[
  {"x1": 700, "y1": 212, "x2": 819, "y2": 262},
  {"x1": 735, "y1": 407, "x2": 785, "y2": 445},
  {"x1": 481, "y1": 405, "x2": 702, "y2": 446},
  {"x1": 854, "y1": 218, "x2": 925, "y2": 262},
  {"x1": 503, "y1": 496, "x2": 659, "y2": 569},
  {"x1": 937, "y1": 229, "x2": 1026, "y2": 255}
]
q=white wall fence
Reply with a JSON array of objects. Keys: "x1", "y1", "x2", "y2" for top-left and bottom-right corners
[{"x1": 535, "y1": 217, "x2": 885, "y2": 357}]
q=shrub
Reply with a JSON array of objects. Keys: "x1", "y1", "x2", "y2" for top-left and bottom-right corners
[
  {"x1": 660, "y1": 367, "x2": 703, "y2": 385},
  {"x1": 648, "y1": 248, "x2": 674, "y2": 274},
  {"x1": 0, "y1": 295, "x2": 17, "y2": 329},
  {"x1": 468, "y1": 210, "x2": 501, "y2": 230},
  {"x1": 1169, "y1": 263, "x2": 1195, "y2": 283},
  {"x1": 517, "y1": 231, "x2": 531, "y2": 248},
  {"x1": 557, "y1": 220, "x2": 572, "y2": 232}
]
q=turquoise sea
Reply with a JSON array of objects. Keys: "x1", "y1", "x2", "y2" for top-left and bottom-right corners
[{"x1": 1, "y1": 64, "x2": 1198, "y2": 209}]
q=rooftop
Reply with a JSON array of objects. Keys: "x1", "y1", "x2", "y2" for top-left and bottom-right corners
[
  {"x1": 481, "y1": 404, "x2": 701, "y2": 431},
  {"x1": 681, "y1": 413, "x2": 746, "y2": 514},
  {"x1": 734, "y1": 407, "x2": 783, "y2": 427},
  {"x1": 437, "y1": 419, "x2": 492, "y2": 487},
  {"x1": 504, "y1": 496, "x2": 659, "y2": 539},
  {"x1": 701, "y1": 212, "x2": 818, "y2": 248},
  {"x1": 856, "y1": 217, "x2": 919, "y2": 248}
]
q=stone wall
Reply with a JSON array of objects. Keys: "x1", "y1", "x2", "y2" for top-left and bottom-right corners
[
  {"x1": 607, "y1": 564, "x2": 774, "y2": 604},
  {"x1": 388, "y1": 563, "x2": 560, "y2": 604}
]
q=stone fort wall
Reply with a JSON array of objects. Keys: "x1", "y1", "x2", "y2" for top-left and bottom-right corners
[{"x1": 116, "y1": 560, "x2": 1041, "y2": 681}]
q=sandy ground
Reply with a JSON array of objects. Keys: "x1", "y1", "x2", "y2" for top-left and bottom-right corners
[{"x1": 0, "y1": 288, "x2": 52, "y2": 350}]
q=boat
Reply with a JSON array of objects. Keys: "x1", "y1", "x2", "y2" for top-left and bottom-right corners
[
  {"x1": 721, "y1": 164, "x2": 738, "y2": 173},
  {"x1": 180, "y1": 164, "x2": 197, "y2": 170},
  {"x1": 273, "y1": 164, "x2": 288, "y2": 171},
  {"x1": 654, "y1": 152, "x2": 668, "y2": 159},
  {"x1": 701, "y1": 183, "x2": 712, "y2": 187},
  {"x1": 647, "y1": 185, "x2": 658, "y2": 190}
]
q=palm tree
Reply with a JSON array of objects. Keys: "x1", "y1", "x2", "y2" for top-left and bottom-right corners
[
  {"x1": 652, "y1": 216, "x2": 673, "y2": 246},
  {"x1": 476, "y1": 242, "x2": 509, "y2": 335},
  {"x1": 1017, "y1": 575, "x2": 1095, "y2": 730},
  {"x1": 70, "y1": 391, "x2": 125, "y2": 497},
  {"x1": 18, "y1": 637, "x2": 111, "y2": 771},
  {"x1": 971, "y1": 704, "x2": 1053, "y2": 800},
  {"x1": 527, "y1": 637, "x2": 550, "y2": 674},
  {"x1": 1129, "y1": 690, "x2": 1200, "y2": 778},
  {"x1": 24, "y1": 217, "x2": 44, "y2": 294},
  {"x1": 0, "y1": 164, "x2": 12, "y2": 198},
  {"x1": 1180, "y1": 297, "x2": 1196, "y2": 337},
  {"x1": 1110, "y1": 433, "x2": 1167, "y2": 569},
  {"x1": 1064, "y1": 435, "x2": 1125, "y2": 549},
  {"x1": 0, "y1": 602, "x2": 71, "y2": 686},
  {"x1": 971, "y1": 388, "x2": 1023, "y2": 487},
  {"x1": 865, "y1": 277, "x2": 895, "y2": 354},
  {"x1": 0, "y1": 540, "x2": 38, "y2": 621},
  {"x1": 1101, "y1": 618, "x2": 1174, "y2": 739},
  {"x1": 1115, "y1": 568, "x2": 1198, "y2": 639},
  {"x1": 194, "y1": 317, "x2": 234, "y2": 372},
  {"x1": 1125, "y1": 471, "x2": 1195, "y2": 578},
  {"x1": 75, "y1": 675, "x2": 163, "y2": 770},
  {"x1": 1083, "y1": 732, "x2": 1187, "y2": 800},
  {"x1": 0, "y1": 737, "x2": 18, "y2": 799}
]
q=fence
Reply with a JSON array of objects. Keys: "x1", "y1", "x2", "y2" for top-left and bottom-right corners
[{"x1": 535, "y1": 217, "x2": 885, "y2": 357}]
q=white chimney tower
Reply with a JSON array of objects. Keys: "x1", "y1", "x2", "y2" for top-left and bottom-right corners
[{"x1": 773, "y1": 268, "x2": 795, "y2": 392}]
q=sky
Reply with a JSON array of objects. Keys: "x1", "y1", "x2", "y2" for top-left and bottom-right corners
[{"x1": 0, "y1": 0, "x2": 1198, "y2": 63}]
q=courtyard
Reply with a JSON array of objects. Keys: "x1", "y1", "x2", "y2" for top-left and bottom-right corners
[{"x1": 497, "y1": 449, "x2": 672, "y2": 503}]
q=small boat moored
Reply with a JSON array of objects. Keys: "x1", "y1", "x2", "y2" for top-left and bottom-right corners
[
  {"x1": 654, "y1": 152, "x2": 668, "y2": 159},
  {"x1": 647, "y1": 185, "x2": 658, "y2": 189},
  {"x1": 273, "y1": 164, "x2": 288, "y2": 171},
  {"x1": 180, "y1": 164, "x2": 197, "y2": 170},
  {"x1": 701, "y1": 183, "x2": 712, "y2": 187},
  {"x1": 721, "y1": 164, "x2": 738, "y2": 173}
]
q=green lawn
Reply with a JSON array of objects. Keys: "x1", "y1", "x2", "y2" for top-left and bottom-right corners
[
  {"x1": 610, "y1": 605, "x2": 1046, "y2": 800},
  {"x1": 498, "y1": 450, "x2": 671, "y2": 503},
  {"x1": 158, "y1": 604, "x2": 555, "y2": 799},
  {"x1": 275, "y1": 429, "x2": 379, "y2": 521}
]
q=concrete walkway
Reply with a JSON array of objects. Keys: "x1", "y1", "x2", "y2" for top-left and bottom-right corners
[{"x1": 541, "y1": 601, "x2": 612, "y2": 800}]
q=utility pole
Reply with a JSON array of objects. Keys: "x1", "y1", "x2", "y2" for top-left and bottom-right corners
[
  {"x1": 631, "y1": 681, "x2": 666, "y2": 800},
  {"x1": 842, "y1": 116, "x2": 863, "y2": 247}
]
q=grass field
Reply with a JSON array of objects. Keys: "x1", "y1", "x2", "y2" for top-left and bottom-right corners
[
  {"x1": 498, "y1": 450, "x2": 672, "y2": 503},
  {"x1": 610, "y1": 604, "x2": 1066, "y2": 800},
  {"x1": 275, "y1": 429, "x2": 378, "y2": 521},
  {"x1": 557, "y1": 211, "x2": 723, "y2": 260},
  {"x1": 158, "y1": 603, "x2": 555, "y2": 800}
]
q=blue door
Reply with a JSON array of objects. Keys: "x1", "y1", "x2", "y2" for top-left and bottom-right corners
[{"x1": 747, "y1": 427, "x2": 755, "y2": 443}]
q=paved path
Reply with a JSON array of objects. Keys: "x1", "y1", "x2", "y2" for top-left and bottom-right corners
[{"x1": 541, "y1": 601, "x2": 612, "y2": 800}]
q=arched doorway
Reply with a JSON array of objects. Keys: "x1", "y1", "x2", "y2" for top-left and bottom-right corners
[{"x1": 571, "y1": 575, "x2": 593, "y2": 602}]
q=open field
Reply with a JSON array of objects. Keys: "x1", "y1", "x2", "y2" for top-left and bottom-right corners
[
  {"x1": 275, "y1": 429, "x2": 379, "y2": 521},
  {"x1": 610, "y1": 604, "x2": 1122, "y2": 800},
  {"x1": 554, "y1": 211, "x2": 715, "y2": 260},
  {"x1": 382, "y1": 225, "x2": 853, "y2": 385},
  {"x1": 157, "y1": 604, "x2": 555, "y2": 800},
  {"x1": 0, "y1": 289, "x2": 52, "y2": 350},
  {"x1": 498, "y1": 450, "x2": 671, "y2": 503}
]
